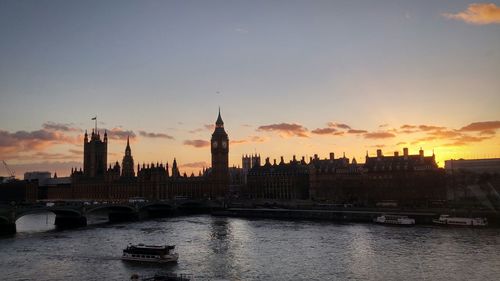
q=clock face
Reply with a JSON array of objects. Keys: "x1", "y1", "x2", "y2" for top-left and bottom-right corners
[
  {"x1": 222, "y1": 141, "x2": 227, "y2": 148},
  {"x1": 212, "y1": 141, "x2": 218, "y2": 148}
]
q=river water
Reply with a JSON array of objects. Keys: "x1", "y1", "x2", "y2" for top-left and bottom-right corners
[{"x1": 1, "y1": 213, "x2": 500, "y2": 281}]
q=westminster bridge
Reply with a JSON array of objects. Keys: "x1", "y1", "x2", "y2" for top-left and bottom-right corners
[{"x1": 0, "y1": 199, "x2": 219, "y2": 235}]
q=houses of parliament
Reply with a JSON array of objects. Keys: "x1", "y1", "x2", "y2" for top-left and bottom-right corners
[
  {"x1": 20, "y1": 109, "x2": 453, "y2": 207},
  {"x1": 45, "y1": 110, "x2": 233, "y2": 201}
]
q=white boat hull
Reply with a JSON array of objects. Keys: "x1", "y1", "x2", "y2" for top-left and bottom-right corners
[
  {"x1": 374, "y1": 215, "x2": 415, "y2": 226},
  {"x1": 122, "y1": 253, "x2": 179, "y2": 263},
  {"x1": 433, "y1": 216, "x2": 487, "y2": 227}
]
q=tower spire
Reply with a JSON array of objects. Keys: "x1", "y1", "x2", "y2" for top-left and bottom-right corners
[{"x1": 216, "y1": 107, "x2": 224, "y2": 128}]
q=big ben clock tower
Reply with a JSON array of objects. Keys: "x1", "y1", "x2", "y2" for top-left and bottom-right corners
[{"x1": 211, "y1": 108, "x2": 229, "y2": 196}]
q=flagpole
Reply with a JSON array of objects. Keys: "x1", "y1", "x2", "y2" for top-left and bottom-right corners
[{"x1": 92, "y1": 116, "x2": 97, "y2": 133}]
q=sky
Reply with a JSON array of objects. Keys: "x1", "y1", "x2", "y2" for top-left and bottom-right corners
[{"x1": 1, "y1": 0, "x2": 499, "y2": 177}]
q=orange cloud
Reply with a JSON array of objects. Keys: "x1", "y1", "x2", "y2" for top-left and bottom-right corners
[
  {"x1": 363, "y1": 131, "x2": 396, "y2": 139},
  {"x1": 230, "y1": 139, "x2": 248, "y2": 145},
  {"x1": 257, "y1": 123, "x2": 309, "y2": 138},
  {"x1": 479, "y1": 130, "x2": 496, "y2": 136},
  {"x1": 443, "y1": 3, "x2": 500, "y2": 25},
  {"x1": 418, "y1": 125, "x2": 446, "y2": 131},
  {"x1": 183, "y1": 139, "x2": 210, "y2": 148},
  {"x1": 0, "y1": 129, "x2": 79, "y2": 158},
  {"x1": 180, "y1": 161, "x2": 208, "y2": 169},
  {"x1": 311, "y1": 127, "x2": 337, "y2": 135},
  {"x1": 411, "y1": 136, "x2": 436, "y2": 145},
  {"x1": 230, "y1": 135, "x2": 268, "y2": 145},
  {"x1": 428, "y1": 130, "x2": 462, "y2": 138},
  {"x1": 442, "y1": 135, "x2": 494, "y2": 147},
  {"x1": 347, "y1": 129, "x2": 368, "y2": 134},
  {"x1": 460, "y1": 121, "x2": 500, "y2": 131},
  {"x1": 249, "y1": 136, "x2": 267, "y2": 143},
  {"x1": 31, "y1": 151, "x2": 80, "y2": 161},
  {"x1": 400, "y1": 124, "x2": 417, "y2": 129},
  {"x1": 327, "y1": 122, "x2": 351, "y2": 129},
  {"x1": 6, "y1": 161, "x2": 81, "y2": 177}
]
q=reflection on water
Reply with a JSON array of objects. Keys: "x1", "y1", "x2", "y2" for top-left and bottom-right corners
[{"x1": 2, "y1": 215, "x2": 500, "y2": 280}]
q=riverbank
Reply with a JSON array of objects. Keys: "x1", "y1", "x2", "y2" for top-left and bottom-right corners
[{"x1": 212, "y1": 207, "x2": 500, "y2": 226}]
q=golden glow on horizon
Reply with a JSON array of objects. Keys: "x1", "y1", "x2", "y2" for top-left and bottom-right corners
[{"x1": 2, "y1": 120, "x2": 500, "y2": 177}]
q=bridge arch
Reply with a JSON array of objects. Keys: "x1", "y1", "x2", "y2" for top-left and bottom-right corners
[
  {"x1": 139, "y1": 202, "x2": 174, "y2": 211},
  {"x1": 15, "y1": 208, "x2": 82, "y2": 222},
  {"x1": 86, "y1": 204, "x2": 138, "y2": 223},
  {"x1": 85, "y1": 204, "x2": 136, "y2": 215}
]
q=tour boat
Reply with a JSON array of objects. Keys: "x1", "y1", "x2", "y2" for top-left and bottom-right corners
[
  {"x1": 432, "y1": 215, "x2": 488, "y2": 227},
  {"x1": 122, "y1": 244, "x2": 179, "y2": 263},
  {"x1": 374, "y1": 215, "x2": 415, "y2": 226}
]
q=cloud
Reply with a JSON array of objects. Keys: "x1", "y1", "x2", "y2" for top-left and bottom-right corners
[
  {"x1": 442, "y1": 135, "x2": 493, "y2": 147},
  {"x1": 311, "y1": 127, "x2": 337, "y2": 135},
  {"x1": 189, "y1": 124, "x2": 215, "y2": 134},
  {"x1": 327, "y1": 122, "x2": 351, "y2": 130},
  {"x1": 139, "y1": 131, "x2": 174, "y2": 140},
  {"x1": 5, "y1": 161, "x2": 82, "y2": 177},
  {"x1": 347, "y1": 129, "x2": 368, "y2": 134},
  {"x1": 379, "y1": 124, "x2": 389, "y2": 128},
  {"x1": 188, "y1": 128, "x2": 204, "y2": 134},
  {"x1": 460, "y1": 121, "x2": 500, "y2": 132},
  {"x1": 43, "y1": 122, "x2": 81, "y2": 132},
  {"x1": 180, "y1": 161, "x2": 208, "y2": 169},
  {"x1": 106, "y1": 127, "x2": 136, "y2": 141},
  {"x1": 0, "y1": 129, "x2": 78, "y2": 157},
  {"x1": 397, "y1": 124, "x2": 445, "y2": 133},
  {"x1": 428, "y1": 130, "x2": 462, "y2": 138},
  {"x1": 249, "y1": 136, "x2": 267, "y2": 143},
  {"x1": 443, "y1": 3, "x2": 500, "y2": 25},
  {"x1": 230, "y1": 135, "x2": 268, "y2": 145},
  {"x1": 69, "y1": 149, "x2": 83, "y2": 155},
  {"x1": 455, "y1": 135, "x2": 492, "y2": 143},
  {"x1": 230, "y1": 139, "x2": 248, "y2": 145},
  {"x1": 257, "y1": 123, "x2": 309, "y2": 138},
  {"x1": 396, "y1": 142, "x2": 407, "y2": 146},
  {"x1": 183, "y1": 139, "x2": 210, "y2": 148},
  {"x1": 411, "y1": 136, "x2": 437, "y2": 145},
  {"x1": 400, "y1": 124, "x2": 417, "y2": 129},
  {"x1": 479, "y1": 130, "x2": 496, "y2": 136},
  {"x1": 418, "y1": 125, "x2": 446, "y2": 132},
  {"x1": 363, "y1": 131, "x2": 396, "y2": 139},
  {"x1": 31, "y1": 151, "x2": 79, "y2": 161}
]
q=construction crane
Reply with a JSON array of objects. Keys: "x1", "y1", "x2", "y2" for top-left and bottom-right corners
[{"x1": 2, "y1": 160, "x2": 15, "y2": 182}]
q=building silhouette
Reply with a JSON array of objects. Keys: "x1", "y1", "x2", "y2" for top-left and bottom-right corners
[
  {"x1": 50, "y1": 110, "x2": 231, "y2": 201},
  {"x1": 83, "y1": 129, "x2": 107, "y2": 178},
  {"x1": 210, "y1": 108, "x2": 229, "y2": 195},
  {"x1": 121, "y1": 136, "x2": 135, "y2": 178}
]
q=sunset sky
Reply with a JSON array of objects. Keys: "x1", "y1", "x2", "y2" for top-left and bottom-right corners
[{"x1": 1, "y1": 0, "x2": 499, "y2": 177}]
